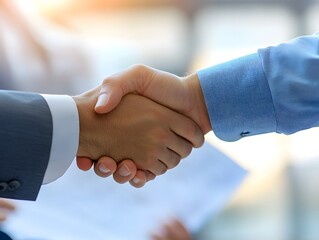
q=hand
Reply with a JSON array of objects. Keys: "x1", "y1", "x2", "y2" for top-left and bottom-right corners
[
  {"x1": 77, "y1": 157, "x2": 154, "y2": 188},
  {"x1": 78, "y1": 65, "x2": 210, "y2": 187},
  {"x1": 95, "y1": 64, "x2": 212, "y2": 134},
  {"x1": 151, "y1": 219, "x2": 192, "y2": 240},
  {"x1": 74, "y1": 87, "x2": 204, "y2": 177},
  {"x1": 0, "y1": 199, "x2": 15, "y2": 222}
]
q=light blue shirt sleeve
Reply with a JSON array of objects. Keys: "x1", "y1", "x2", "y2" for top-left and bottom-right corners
[{"x1": 198, "y1": 34, "x2": 319, "y2": 141}]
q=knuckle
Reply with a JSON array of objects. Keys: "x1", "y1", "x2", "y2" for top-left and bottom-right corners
[
  {"x1": 129, "y1": 64, "x2": 153, "y2": 83},
  {"x1": 145, "y1": 171, "x2": 156, "y2": 181},
  {"x1": 170, "y1": 155, "x2": 181, "y2": 169},
  {"x1": 185, "y1": 123, "x2": 197, "y2": 142},
  {"x1": 198, "y1": 134, "x2": 205, "y2": 147},
  {"x1": 182, "y1": 142, "x2": 193, "y2": 158},
  {"x1": 151, "y1": 161, "x2": 168, "y2": 176},
  {"x1": 158, "y1": 166, "x2": 167, "y2": 176},
  {"x1": 102, "y1": 77, "x2": 114, "y2": 86},
  {"x1": 172, "y1": 149, "x2": 181, "y2": 161},
  {"x1": 186, "y1": 122, "x2": 203, "y2": 148},
  {"x1": 194, "y1": 130, "x2": 205, "y2": 148},
  {"x1": 186, "y1": 122, "x2": 197, "y2": 138},
  {"x1": 130, "y1": 64, "x2": 148, "y2": 74}
]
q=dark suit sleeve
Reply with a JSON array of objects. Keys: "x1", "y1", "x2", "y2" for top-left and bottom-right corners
[{"x1": 0, "y1": 90, "x2": 53, "y2": 200}]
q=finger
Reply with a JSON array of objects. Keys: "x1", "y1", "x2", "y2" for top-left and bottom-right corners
[
  {"x1": 158, "y1": 147, "x2": 181, "y2": 170},
  {"x1": 129, "y1": 170, "x2": 147, "y2": 188},
  {"x1": 95, "y1": 65, "x2": 151, "y2": 114},
  {"x1": 76, "y1": 157, "x2": 94, "y2": 171},
  {"x1": 0, "y1": 199, "x2": 15, "y2": 211},
  {"x1": 113, "y1": 160, "x2": 137, "y2": 184},
  {"x1": 93, "y1": 156, "x2": 117, "y2": 178},
  {"x1": 95, "y1": 84, "x2": 124, "y2": 114},
  {"x1": 147, "y1": 160, "x2": 168, "y2": 176},
  {"x1": 167, "y1": 134, "x2": 193, "y2": 159},
  {"x1": 169, "y1": 113, "x2": 204, "y2": 148},
  {"x1": 145, "y1": 171, "x2": 156, "y2": 182}
]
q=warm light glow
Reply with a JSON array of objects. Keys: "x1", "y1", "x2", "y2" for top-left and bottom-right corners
[
  {"x1": 37, "y1": 0, "x2": 70, "y2": 10},
  {"x1": 37, "y1": 0, "x2": 69, "y2": 6},
  {"x1": 15, "y1": 0, "x2": 37, "y2": 12},
  {"x1": 16, "y1": 0, "x2": 159, "y2": 17},
  {"x1": 14, "y1": 0, "x2": 64, "y2": 17},
  {"x1": 16, "y1": 0, "x2": 80, "y2": 17}
]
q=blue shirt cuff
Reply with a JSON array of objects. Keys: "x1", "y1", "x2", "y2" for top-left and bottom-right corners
[{"x1": 197, "y1": 53, "x2": 276, "y2": 141}]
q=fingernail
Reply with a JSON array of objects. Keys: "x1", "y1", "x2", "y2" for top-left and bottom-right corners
[
  {"x1": 98, "y1": 164, "x2": 111, "y2": 174},
  {"x1": 95, "y1": 93, "x2": 109, "y2": 108},
  {"x1": 119, "y1": 164, "x2": 131, "y2": 177},
  {"x1": 132, "y1": 177, "x2": 142, "y2": 184}
]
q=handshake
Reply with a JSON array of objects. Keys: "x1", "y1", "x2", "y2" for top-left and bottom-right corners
[{"x1": 74, "y1": 65, "x2": 212, "y2": 187}]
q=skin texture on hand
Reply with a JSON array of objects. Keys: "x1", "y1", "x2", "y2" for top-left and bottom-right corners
[
  {"x1": 77, "y1": 65, "x2": 210, "y2": 187},
  {"x1": 95, "y1": 65, "x2": 212, "y2": 134},
  {"x1": 73, "y1": 87, "x2": 204, "y2": 177}
]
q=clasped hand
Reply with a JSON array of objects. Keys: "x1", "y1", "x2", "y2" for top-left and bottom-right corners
[{"x1": 75, "y1": 65, "x2": 211, "y2": 187}]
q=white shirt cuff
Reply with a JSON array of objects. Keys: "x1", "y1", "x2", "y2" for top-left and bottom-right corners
[{"x1": 41, "y1": 94, "x2": 79, "y2": 184}]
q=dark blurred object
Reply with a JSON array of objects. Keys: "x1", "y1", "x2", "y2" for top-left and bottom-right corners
[{"x1": 0, "y1": 231, "x2": 12, "y2": 240}]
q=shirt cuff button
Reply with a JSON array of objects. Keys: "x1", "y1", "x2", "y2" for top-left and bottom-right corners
[{"x1": 240, "y1": 131, "x2": 250, "y2": 137}]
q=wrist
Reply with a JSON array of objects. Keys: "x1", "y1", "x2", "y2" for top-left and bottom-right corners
[
  {"x1": 185, "y1": 73, "x2": 212, "y2": 134},
  {"x1": 72, "y1": 94, "x2": 99, "y2": 159}
]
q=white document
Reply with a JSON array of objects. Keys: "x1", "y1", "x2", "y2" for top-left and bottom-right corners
[{"x1": 4, "y1": 142, "x2": 247, "y2": 240}]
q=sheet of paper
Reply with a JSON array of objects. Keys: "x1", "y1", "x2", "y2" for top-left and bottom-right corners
[{"x1": 4, "y1": 142, "x2": 247, "y2": 240}]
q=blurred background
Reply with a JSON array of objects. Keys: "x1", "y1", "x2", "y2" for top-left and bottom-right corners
[{"x1": 1, "y1": 0, "x2": 319, "y2": 239}]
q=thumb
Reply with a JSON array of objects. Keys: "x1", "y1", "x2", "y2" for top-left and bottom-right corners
[
  {"x1": 95, "y1": 65, "x2": 154, "y2": 114},
  {"x1": 95, "y1": 84, "x2": 124, "y2": 114}
]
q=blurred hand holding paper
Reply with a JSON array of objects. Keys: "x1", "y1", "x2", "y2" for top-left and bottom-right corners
[{"x1": 4, "y1": 142, "x2": 247, "y2": 240}]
